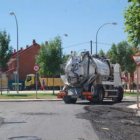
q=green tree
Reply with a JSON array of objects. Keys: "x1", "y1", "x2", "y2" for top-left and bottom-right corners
[
  {"x1": 37, "y1": 36, "x2": 62, "y2": 77},
  {"x1": 128, "y1": 0, "x2": 140, "y2": 3},
  {"x1": 98, "y1": 49, "x2": 106, "y2": 57},
  {"x1": 107, "y1": 41, "x2": 136, "y2": 73},
  {"x1": 0, "y1": 31, "x2": 12, "y2": 72},
  {"x1": 107, "y1": 41, "x2": 136, "y2": 90},
  {"x1": 62, "y1": 54, "x2": 69, "y2": 64},
  {"x1": 124, "y1": 0, "x2": 140, "y2": 46},
  {"x1": 124, "y1": 47, "x2": 136, "y2": 74}
]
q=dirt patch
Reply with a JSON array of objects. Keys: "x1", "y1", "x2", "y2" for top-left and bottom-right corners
[{"x1": 78, "y1": 101, "x2": 140, "y2": 140}]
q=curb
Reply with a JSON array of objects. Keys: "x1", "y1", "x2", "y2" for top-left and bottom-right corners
[{"x1": 0, "y1": 99, "x2": 62, "y2": 102}]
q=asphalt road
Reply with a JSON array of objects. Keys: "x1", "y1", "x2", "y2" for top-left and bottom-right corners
[{"x1": 0, "y1": 101, "x2": 99, "y2": 140}]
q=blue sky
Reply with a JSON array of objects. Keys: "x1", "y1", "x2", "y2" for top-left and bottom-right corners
[{"x1": 0, "y1": 0, "x2": 128, "y2": 54}]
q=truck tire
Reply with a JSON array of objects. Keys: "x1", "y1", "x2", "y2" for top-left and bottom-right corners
[
  {"x1": 63, "y1": 96, "x2": 77, "y2": 104},
  {"x1": 91, "y1": 86, "x2": 104, "y2": 104},
  {"x1": 112, "y1": 87, "x2": 124, "y2": 103},
  {"x1": 70, "y1": 98, "x2": 77, "y2": 104},
  {"x1": 96, "y1": 88, "x2": 104, "y2": 104}
]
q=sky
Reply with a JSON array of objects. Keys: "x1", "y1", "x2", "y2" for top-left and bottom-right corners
[{"x1": 0, "y1": 0, "x2": 128, "y2": 55}]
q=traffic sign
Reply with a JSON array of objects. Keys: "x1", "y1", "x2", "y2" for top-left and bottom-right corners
[
  {"x1": 133, "y1": 55, "x2": 140, "y2": 66},
  {"x1": 34, "y1": 64, "x2": 40, "y2": 72}
]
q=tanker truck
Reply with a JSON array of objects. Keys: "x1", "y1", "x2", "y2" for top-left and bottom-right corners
[{"x1": 58, "y1": 51, "x2": 124, "y2": 104}]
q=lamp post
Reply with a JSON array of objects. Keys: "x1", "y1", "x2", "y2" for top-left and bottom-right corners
[
  {"x1": 60, "y1": 34, "x2": 68, "y2": 58},
  {"x1": 95, "y1": 22, "x2": 117, "y2": 55},
  {"x1": 10, "y1": 12, "x2": 19, "y2": 94}
]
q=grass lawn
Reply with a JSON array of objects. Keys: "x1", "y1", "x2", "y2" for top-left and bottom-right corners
[
  {"x1": 124, "y1": 92, "x2": 139, "y2": 97},
  {"x1": 0, "y1": 91, "x2": 139, "y2": 99},
  {"x1": 0, "y1": 93, "x2": 57, "y2": 99}
]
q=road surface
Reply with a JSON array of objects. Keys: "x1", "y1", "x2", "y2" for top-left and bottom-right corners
[{"x1": 0, "y1": 101, "x2": 99, "y2": 140}]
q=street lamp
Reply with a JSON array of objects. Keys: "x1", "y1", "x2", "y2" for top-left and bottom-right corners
[
  {"x1": 10, "y1": 12, "x2": 19, "y2": 93},
  {"x1": 95, "y1": 22, "x2": 117, "y2": 55},
  {"x1": 60, "y1": 34, "x2": 68, "y2": 58}
]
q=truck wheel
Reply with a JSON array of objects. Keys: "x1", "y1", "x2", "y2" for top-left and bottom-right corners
[
  {"x1": 63, "y1": 96, "x2": 77, "y2": 104},
  {"x1": 117, "y1": 87, "x2": 124, "y2": 102},
  {"x1": 97, "y1": 88, "x2": 104, "y2": 104},
  {"x1": 112, "y1": 87, "x2": 124, "y2": 103},
  {"x1": 71, "y1": 98, "x2": 77, "y2": 104},
  {"x1": 63, "y1": 96, "x2": 71, "y2": 104},
  {"x1": 91, "y1": 87, "x2": 104, "y2": 104}
]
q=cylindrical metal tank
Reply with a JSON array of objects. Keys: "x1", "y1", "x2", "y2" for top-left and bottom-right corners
[
  {"x1": 92, "y1": 57, "x2": 110, "y2": 77},
  {"x1": 64, "y1": 52, "x2": 110, "y2": 85}
]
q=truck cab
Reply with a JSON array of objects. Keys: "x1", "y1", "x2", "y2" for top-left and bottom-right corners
[{"x1": 25, "y1": 74, "x2": 36, "y2": 89}]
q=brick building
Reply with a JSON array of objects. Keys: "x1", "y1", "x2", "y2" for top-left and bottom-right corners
[{"x1": 6, "y1": 39, "x2": 40, "y2": 82}]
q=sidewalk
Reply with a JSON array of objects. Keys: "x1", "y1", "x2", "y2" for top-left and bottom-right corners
[
  {"x1": 0, "y1": 90, "x2": 62, "y2": 102},
  {"x1": 0, "y1": 98, "x2": 62, "y2": 102},
  {"x1": 0, "y1": 90, "x2": 60, "y2": 94}
]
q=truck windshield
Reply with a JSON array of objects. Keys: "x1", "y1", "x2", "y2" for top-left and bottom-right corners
[{"x1": 26, "y1": 76, "x2": 31, "y2": 82}]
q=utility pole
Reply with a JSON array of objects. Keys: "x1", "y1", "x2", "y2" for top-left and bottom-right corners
[{"x1": 90, "y1": 40, "x2": 92, "y2": 55}]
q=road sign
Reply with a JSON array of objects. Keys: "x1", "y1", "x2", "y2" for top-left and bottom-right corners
[
  {"x1": 34, "y1": 64, "x2": 39, "y2": 72},
  {"x1": 133, "y1": 55, "x2": 140, "y2": 66}
]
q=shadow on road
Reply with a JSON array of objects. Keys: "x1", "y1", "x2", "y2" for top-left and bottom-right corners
[
  {"x1": 75, "y1": 100, "x2": 136, "y2": 107},
  {"x1": 4, "y1": 121, "x2": 26, "y2": 125},
  {"x1": 8, "y1": 136, "x2": 42, "y2": 140},
  {"x1": 76, "y1": 101, "x2": 114, "y2": 105}
]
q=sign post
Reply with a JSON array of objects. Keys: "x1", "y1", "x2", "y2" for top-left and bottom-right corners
[
  {"x1": 34, "y1": 64, "x2": 40, "y2": 99},
  {"x1": 0, "y1": 70, "x2": 2, "y2": 95},
  {"x1": 132, "y1": 55, "x2": 140, "y2": 109}
]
